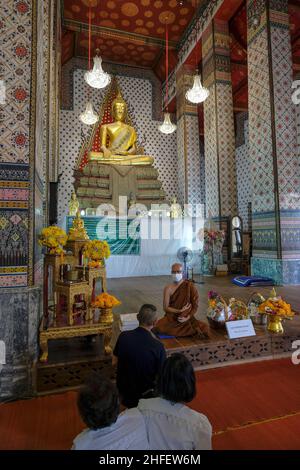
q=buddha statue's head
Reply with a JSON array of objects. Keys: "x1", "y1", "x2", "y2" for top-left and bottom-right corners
[{"x1": 112, "y1": 93, "x2": 127, "y2": 122}]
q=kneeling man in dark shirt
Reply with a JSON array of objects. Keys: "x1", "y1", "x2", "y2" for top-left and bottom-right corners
[{"x1": 113, "y1": 304, "x2": 166, "y2": 408}]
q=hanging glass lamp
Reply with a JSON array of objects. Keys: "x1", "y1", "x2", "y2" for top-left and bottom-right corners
[
  {"x1": 186, "y1": 74, "x2": 209, "y2": 104},
  {"x1": 79, "y1": 101, "x2": 99, "y2": 126},
  {"x1": 158, "y1": 112, "x2": 177, "y2": 135},
  {"x1": 84, "y1": 52, "x2": 111, "y2": 90}
]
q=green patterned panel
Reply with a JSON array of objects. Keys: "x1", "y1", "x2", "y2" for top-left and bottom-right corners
[{"x1": 66, "y1": 217, "x2": 140, "y2": 255}]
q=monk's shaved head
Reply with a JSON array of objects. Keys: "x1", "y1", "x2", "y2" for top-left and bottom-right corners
[{"x1": 171, "y1": 263, "x2": 183, "y2": 273}]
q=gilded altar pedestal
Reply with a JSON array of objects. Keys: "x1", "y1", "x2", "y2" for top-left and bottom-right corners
[{"x1": 39, "y1": 316, "x2": 112, "y2": 363}]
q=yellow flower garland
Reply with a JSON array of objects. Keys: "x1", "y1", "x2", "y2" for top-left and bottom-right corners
[
  {"x1": 92, "y1": 293, "x2": 121, "y2": 309},
  {"x1": 83, "y1": 240, "x2": 111, "y2": 265},
  {"x1": 38, "y1": 226, "x2": 68, "y2": 255},
  {"x1": 258, "y1": 298, "x2": 293, "y2": 317}
]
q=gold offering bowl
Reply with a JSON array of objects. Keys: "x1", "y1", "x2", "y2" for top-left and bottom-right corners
[
  {"x1": 266, "y1": 313, "x2": 294, "y2": 334},
  {"x1": 267, "y1": 315, "x2": 284, "y2": 334},
  {"x1": 100, "y1": 307, "x2": 113, "y2": 324},
  {"x1": 66, "y1": 270, "x2": 80, "y2": 282}
]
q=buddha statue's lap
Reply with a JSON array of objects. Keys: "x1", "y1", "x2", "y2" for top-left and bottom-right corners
[
  {"x1": 88, "y1": 93, "x2": 154, "y2": 167},
  {"x1": 89, "y1": 151, "x2": 154, "y2": 166}
]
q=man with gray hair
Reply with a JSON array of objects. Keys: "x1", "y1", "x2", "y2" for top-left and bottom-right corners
[{"x1": 113, "y1": 304, "x2": 166, "y2": 408}]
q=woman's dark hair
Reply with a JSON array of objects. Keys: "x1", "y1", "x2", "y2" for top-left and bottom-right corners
[
  {"x1": 157, "y1": 353, "x2": 196, "y2": 404},
  {"x1": 77, "y1": 373, "x2": 120, "y2": 430}
]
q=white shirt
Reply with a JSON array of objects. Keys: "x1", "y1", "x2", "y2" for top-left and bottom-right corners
[
  {"x1": 72, "y1": 408, "x2": 149, "y2": 450},
  {"x1": 138, "y1": 397, "x2": 212, "y2": 450}
]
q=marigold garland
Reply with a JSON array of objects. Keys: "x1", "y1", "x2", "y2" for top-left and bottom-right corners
[
  {"x1": 92, "y1": 293, "x2": 121, "y2": 309},
  {"x1": 258, "y1": 298, "x2": 293, "y2": 317},
  {"x1": 83, "y1": 240, "x2": 111, "y2": 266},
  {"x1": 38, "y1": 226, "x2": 68, "y2": 255}
]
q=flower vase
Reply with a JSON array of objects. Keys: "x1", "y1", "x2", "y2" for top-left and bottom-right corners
[
  {"x1": 100, "y1": 307, "x2": 113, "y2": 324},
  {"x1": 202, "y1": 244, "x2": 214, "y2": 276},
  {"x1": 267, "y1": 315, "x2": 284, "y2": 334}
]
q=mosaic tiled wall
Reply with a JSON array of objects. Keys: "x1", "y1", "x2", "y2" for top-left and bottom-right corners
[
  {"x1": 296, "y1": 105, "x2": 300, "y2": 159},
  {"x1": 0, "y1": 0, "x2": 34, "y2": 287},
  {"x1": 199, "y1": 139, "x2": 206, "y2": 208},
  {"x1": 176, "y1": 117, "x2": 185, "y2": 207},
  {"x1": 185, "y1": 115, "x2": 202, "y2": 208},
  {"x1": 236, "y1": 119, "x2": 251, "y2": 231},
  {"x1": 175, "y1": 66, "x2": 202, "y2": 209},
  {"x1": 34, "y1": 0, "x2": 51, "y2": 286},
  {"x1": 62, "y1": 58, "x2": 163, "y2": 121},
  {"x1": 203, "y1": 20, "x2": 237, "y2": 220},
  {"x1": 58, "y1": 69, "x2": 178, "y2": 221},
  {"x1": 247, "y1": 0, "x2": 300, "y2": 283},
  {"x1": 0, "y1": 1, "x2": 58, "y2": 288},
  {"x1": 203, "y1": 85, "x2": 219, "y2": 218}
]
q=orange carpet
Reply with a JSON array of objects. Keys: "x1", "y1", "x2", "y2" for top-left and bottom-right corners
[
  {"x1": 190, "y1": 357, "x2": 300, "y2": 433},
  {"x1": 0, "y1": 358, "x2": 300, "y2": 450},
  {"x1": 213, "y1": 412, "x2": 300, "y2": 450}
]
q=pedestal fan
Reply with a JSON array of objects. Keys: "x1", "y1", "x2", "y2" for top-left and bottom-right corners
[{"x1": 177, "y1": 247, "x2": 204, "y2": 284}]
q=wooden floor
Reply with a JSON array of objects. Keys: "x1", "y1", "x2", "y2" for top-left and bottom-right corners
[
  {"x1": 107, "y1": 274, "x2": 300, "y2": 321},
  {"x1": 36, "y1": 275, "x2": 300, "y2": 393}
]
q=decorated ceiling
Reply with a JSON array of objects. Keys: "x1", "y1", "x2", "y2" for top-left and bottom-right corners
[
  {"x1": 62, "y1": 0, "x2": 197, "y2": 73},
  {"x1": 62, "y1": 0, "x2": 300, "y2": 112}
]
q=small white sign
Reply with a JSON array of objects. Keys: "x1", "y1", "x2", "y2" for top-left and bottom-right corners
[
  {"x1": 226, "y1": 320, "x2": 256, "y2": 340},
  {"x1": 0, "y1": 340, "x2": 6, "y2": 365}
]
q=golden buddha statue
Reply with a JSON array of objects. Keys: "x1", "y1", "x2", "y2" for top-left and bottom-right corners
[
  {"x1": 89, "y1": 92, "x2": 154, "y2": 166},
  {"x1": 68, "y1": 210, "x2": 89, "y2": 241},
  {"x1": 170, "y1": 197, "x2": 182, "y2": 218},
  {"x1": 68, "y1": 190, "x2": 79, "y2": 216}
]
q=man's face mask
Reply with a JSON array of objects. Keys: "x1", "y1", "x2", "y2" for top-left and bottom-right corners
[{"x1": 172, "y1": 273, "x2": 183, "y2": 283}]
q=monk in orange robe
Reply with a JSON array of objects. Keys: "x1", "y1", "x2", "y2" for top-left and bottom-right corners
[{"x1": 154, "y1": 263, "x2": 209, "y2": 338}]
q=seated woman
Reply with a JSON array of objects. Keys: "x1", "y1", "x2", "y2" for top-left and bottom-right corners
[
  {"x1": 72, "y1": 373, "x2": 149, "y2": 450},
  {"x1": 138, "y1": 353, "x2": 212, "y2": 450}
]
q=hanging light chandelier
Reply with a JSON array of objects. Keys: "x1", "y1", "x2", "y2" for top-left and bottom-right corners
[
  {"x1": 80, "y1": 101, "x2": 99, "y2": 125},
  {"x1": 84, "y1": 0, "x2": 111, "y2": 89},
  {"x1": 158, "y1": 112, "x2": 177, "y2": 135},
  {"x1": 186, "y1": 73, "x2": 209, "y2": 104},
  {"x1": 186, "y1": 1, "x2": 209, "y2": 104},
  {"x1": 158, "y1": 19, "x2": 176, "y2": 135},
  {"x1": 85, "y1": 49, "x2": 111, "y2": 90},
  {"x1": 80, "y1": 4, "x2": 98, "y2": 125}
]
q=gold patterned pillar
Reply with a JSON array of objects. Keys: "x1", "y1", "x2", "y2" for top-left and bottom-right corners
[
  {"x1": 202, "y1": 19, "x2": 237, "y2": 220},
  {"x1": 176, "y1": 64, "x2": 202, "y2": 209}
]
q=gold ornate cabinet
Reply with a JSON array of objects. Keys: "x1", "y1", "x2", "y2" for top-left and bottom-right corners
[{"x1": 55, "y1": 280, "x2": 91, "y2": 326}]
